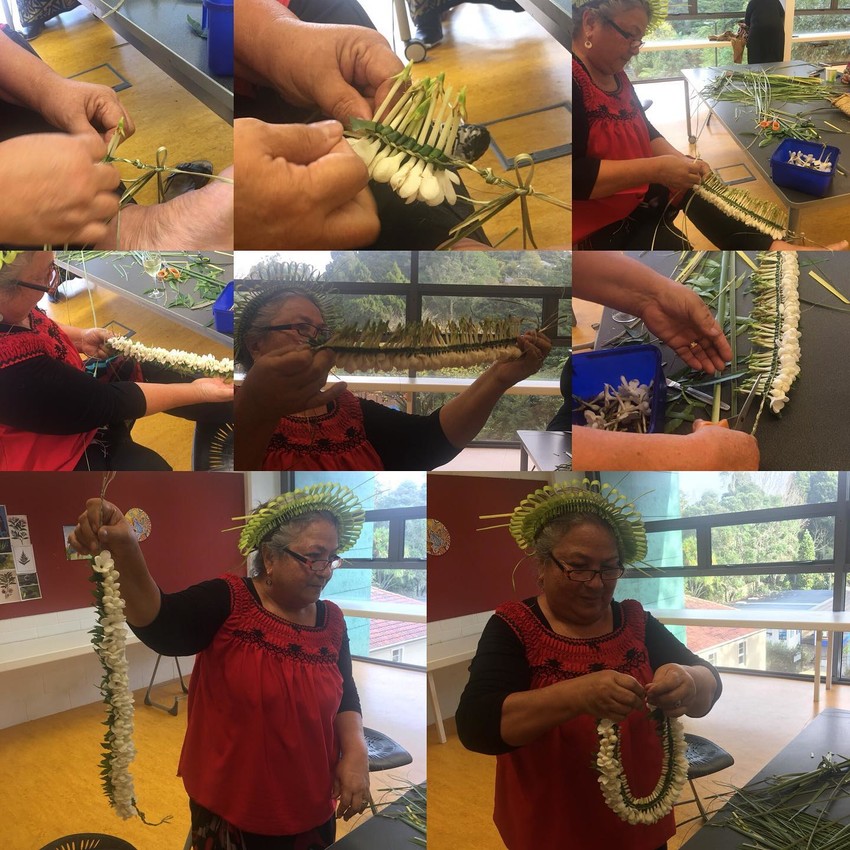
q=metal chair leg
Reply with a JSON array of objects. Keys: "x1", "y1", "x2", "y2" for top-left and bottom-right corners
[
  {"x1": 144, "y1": 654, "x2": 187, "y2": 716},
  {"x1": 690, "y1": 777, "x2": 709, "y2": 823}
]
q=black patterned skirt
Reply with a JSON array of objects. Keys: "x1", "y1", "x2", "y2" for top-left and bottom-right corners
[{"x1": 15, "y1": 0, "x2": 79, "y2": 27}]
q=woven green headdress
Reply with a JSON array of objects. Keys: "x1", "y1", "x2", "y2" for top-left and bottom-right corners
[
  {"x1": 232, "y1": 483, "x2": 365, "y2": 556},
  {"x1": 0, "y1": 252, "x2": 21, "y2": 270},
  {"x1": 233, "y1": 263, "x2": 339, "y2": 366},
  {"x1": 574, "y1": 0, "x2": 668, "y2": 30},
  {"x1": 508, "y1": 479, "x2": 647, "y2": 564}
]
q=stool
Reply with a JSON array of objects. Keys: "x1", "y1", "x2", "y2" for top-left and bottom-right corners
[
  {"x1": 144, "y1": 654, "x2": 188, "y2": 716},
  {"x1": 679, "y1": 733, "x2": 735, "y2": 823},
  {"x1": 192, "y1": 422, "x2": 234, "y2": 471},
  {"x1": 39, "y1": 835, "x2": 137, "y2": 850}
]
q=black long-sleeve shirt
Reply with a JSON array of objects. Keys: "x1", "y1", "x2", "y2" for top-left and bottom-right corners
[
  {"x1": 130, "y1": 577, "x2": 362, "y2": 715},
  {"x1": 456, "y1": 598, "x2": 722, "y2": 755}
]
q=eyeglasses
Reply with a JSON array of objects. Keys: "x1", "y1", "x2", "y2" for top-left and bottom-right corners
[
  {"x1": 284, "y1": 547, "x2": 344, "y2": 573},
  {"x1": 257, "y1": 323, "x2": 332, "y2": 344},
  {"x1": 16, "y1": 264, "x2": 60, "y2": 295},
  {"x1": 551, "y1": 554, "x2": 625, "y2": 583},
  {"x1": 602, "y1": 16, "x2": 645, "y2": 48}
]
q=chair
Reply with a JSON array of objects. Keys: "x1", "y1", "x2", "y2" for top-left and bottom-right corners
[
  {"x1": 192, "y1": 422, "x2": 234, "y2": 471},
  {"x1": 679, "y1": 733, "x2": 735, "y2": 823},
  {"x1": 182, "y1": 728, "x2": 412, "y2": 849},
  {"x1": 144, "y1": 654, "x2": 188, "y2": 716},
  {"x1": 39, "y1": 835, "x2": 137, "y2": 850}
]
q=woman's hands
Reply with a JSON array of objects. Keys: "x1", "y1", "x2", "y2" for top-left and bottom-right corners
[
  {"x1": 489, "y1": 331, "x2": 552, "y2": 388},
  {"x1": 234, "y1": 118, "x2": 379, "y2": 248},
  {"x1": 570, "y1": 670, "x2": 646, "y2": 723},
  {"x1": 192, "y1": 377, "x2": 235, "y2": 404},
  {"x1": 333, "y1": 752, "x2": 371, "y2": 821},
  {"x1": 653, "y1": 154, "x2": 708, "y2": 192},
  {"x1": 35, "y1": 79, "x2": 135, "y2": 144},
  {"x1": 78, "y1": 327, "x2": 115, "y2": 359},
  {"x1": 645, "y1": 663, "x2": 697, "y2": 718},
  {"x1": 68, "y1": 498, "x2": 137, "y2": 558}
]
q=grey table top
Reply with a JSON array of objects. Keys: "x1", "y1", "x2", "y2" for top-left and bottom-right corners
[
  {"x1": 328, "y1": 784, "x2": 425, "y2": 850},
  {"x1": 78, "y1": 0, "x2": 233, "y2": 121},
  {"x1": 515, "y1": 0, "x2": 570, "y2": 48},
  {"x1": 682, "y1": 61, "x2": 850, "y2": 212},
  {"x1": 57, "y1": 253, "x2": 233, "y2": 347},
  {"x1": 681, "y1": 709, "x2": 850, "y2": 849},
  {"x1": 517, "y1": 429, "x2": 572, "y2": 470},
  {"x1": 589, "y1": 250, "x2": 850, "y2": 470}
]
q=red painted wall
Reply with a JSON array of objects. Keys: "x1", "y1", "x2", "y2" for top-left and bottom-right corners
[
  {"x1": 0, "y1": 472, "x2": 246, "y2": 619},
  {"x1": 427, "y1": 474, "x2": 548, "y2": 621}
]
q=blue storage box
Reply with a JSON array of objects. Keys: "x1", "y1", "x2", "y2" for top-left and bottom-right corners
[
  {"x1": 202, "y1": 0, "x2": 234, "y2": 76},
  {"x1": 212, "y1": 281, "x2": 234, "y2": 334},
  {"x1": 770, "y1": 138, "x2": 838, "y2": 197},
  {"x1": 572, "y1": 345, "x2": 666, "y2": 433}
]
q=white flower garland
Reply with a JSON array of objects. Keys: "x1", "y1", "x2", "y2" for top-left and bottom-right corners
[
  {"x1": 106, "y1": 336, "x2": 234, "y2": 380},
  {"x1": 766, "y1": 252, "x2": 801, "y2": 415},
  {"x1": 596, "y1": 712, "x2": 689, "y2": 825},
  {"x1": 90, "y1": 551, "x2": 168, "y2": 826}
]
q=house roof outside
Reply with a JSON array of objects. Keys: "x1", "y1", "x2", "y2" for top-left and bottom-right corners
[
  {"x1": 684, "y1": 595, "x2": 764, "y2": 653},
  {"x1": 369, "y1": 586, "x2": 427, "y2": 649}
]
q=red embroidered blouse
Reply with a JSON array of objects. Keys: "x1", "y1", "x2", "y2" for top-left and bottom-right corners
[
  {"x1": 491, "y1": 599, "x2": 676, "y2": 850},
  {"x1": 179, "y1": 573, "x2": 347, "y2": 835}
]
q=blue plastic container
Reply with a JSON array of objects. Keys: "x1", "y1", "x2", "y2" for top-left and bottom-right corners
[
  {"x1": 202, "y1": 0, "x2": 234, "y2": 77},
  {"x1": 572, "y1": 345, "x2": 666, "y2": 433},
  {"x1": 212, "y1": 281, "x2": 234, "y2": 334},
  {"x1": 770, "y1": 138, "x2": 838, "y2": 197}
]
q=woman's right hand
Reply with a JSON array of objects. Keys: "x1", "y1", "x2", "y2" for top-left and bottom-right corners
[
  {"x1": 571, "y1": 670, "x2": 646, "y2": 722},
  {"x1": 690, "y1": 420, "x2": 759, "y2": 469},
  {"x1": 652, "y1": 154, "x2": 704, "y2": 192},
  {"x1": 68, "y1": 498, "x2": 137, "y2": 557},
  {"x1": 0, "y1": 134, "x2": 120, "y2": 246}
]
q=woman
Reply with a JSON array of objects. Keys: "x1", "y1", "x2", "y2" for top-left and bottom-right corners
[
  {"x1": 70, "y1": 483, "x2": 371, "y2": 850},
  {"x1": 406, "y1": 0, "x2": 523, "y2": 48},
  {"x1": 234, "y1": 282, "x2": 551, "y2": 470},
  {"x1": 0, "y1": 251, "x2": 233, "y2": 471},
  {"x1": 573, "y1": 0, "x2": 802, "y2": 251},
  {"x1": 456, "y1": 480, "x2": 721, "y2": 849},
  {"x1": 744, "y1": 0, "x2": 784, "y2": 64},
  {"x1": 14, "y1": 0, "x2": 77, "y2": 40}
]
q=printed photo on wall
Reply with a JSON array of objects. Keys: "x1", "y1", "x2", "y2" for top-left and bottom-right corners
[
  {"x1": 0, "y1": 511, "x2": 42, "y2": 603},
  {"x1": 0, "y1": 570, "x2": 20, "y2": 602},
  {"x1": 0, "y1": 538, "x2": 11, "y2": 554},
  {"x1": 63, "y1": 525, "x2": 87, "y2": 561},
  {"x1": 8, "y1": 515, "x2": 30, "y2": 543},
  {"x1": 0, "y1": 505, "x2": 8, "y2": 538}
]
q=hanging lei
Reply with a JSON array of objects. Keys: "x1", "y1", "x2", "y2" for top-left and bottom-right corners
[
  {"x1": 105, "y1": 336, "x2": 234, "y2": 380},
  {"x1": 595, "y1": 709, "x2": 688, "y2": 825},
  {"x1": 89, "y1": 473, "x2": 169, "y2": 825}
]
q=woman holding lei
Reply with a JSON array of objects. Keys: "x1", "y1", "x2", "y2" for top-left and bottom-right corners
[
  {"x1": 70, "y1": 482, "x2": 372, "y2": 850},
  {"x1": 456, "y1": 480, "x2": 722, "y2": 849}
]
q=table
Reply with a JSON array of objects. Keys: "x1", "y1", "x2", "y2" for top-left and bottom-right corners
[
  {"x1": 588, "y1": 250, "x2": 850, "y2": 470},
  {"x1": 650, "y1": 608, "x2": 850, "y2": 703},
  {"x1": 57, "y1": 253, "x2": 233, "y2": 348},
  {"x1": 680, "y1": 709, "x2": 850, "y2": 848},
  {"x1": 78, "y1": 0, "x2": 233, "y2": 121},
  {"x1": 681, "y1": 61, "x2": 850, "y2": 234},
  {"x1": 517, "y1": 429, "x2": 571, "y2": 471},
  {"x1": 427, "y1": 635, "x2": 481, "y2": 743},
  {"x1": 515, "y1": 0, "x2": 570, "y2": 48},
  {"x1": 328, "y1": 783, "x2": 426, "y2": 849}
]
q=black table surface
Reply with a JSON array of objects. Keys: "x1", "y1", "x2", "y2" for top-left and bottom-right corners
[
  {"x1": 592, "y1": 250, "x2": 850, "y2": 470},
  {"x1": 682, "y1": 62, "x2": 850, "y2": 211},
  {"x1": 681, "y1": 709, "x2": 850, "y2": 848},
  {"x1": 328, "y1": 783, "x2": 425, "y2": 850}
]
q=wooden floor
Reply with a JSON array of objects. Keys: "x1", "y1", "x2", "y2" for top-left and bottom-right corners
[
  {"x1": 0, "y1": 661, "x2": 425, "y2": 849},
  {"x1": 32, "y1": 6, "x2": 232, "y2": 206},
  {"x1": 427, "y1": 672, "x2": 850, "y2": 849},
  {"x1": 361, "y1": 0, "x2": 571, "y2": 249},
  {"x1": 44, "y1": 265, "x2": 232, "y2": 471}
]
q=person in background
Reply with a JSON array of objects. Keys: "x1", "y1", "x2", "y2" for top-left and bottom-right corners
[
  {"x1": 744, "y1": 0, "x2": 784, "y2": 64},
  {"x1": 13, "y1": 0, "x2": 77, "y2": 40},
  {"x1": 406, "y1": 0, "x2": 524, "y2": 48}
]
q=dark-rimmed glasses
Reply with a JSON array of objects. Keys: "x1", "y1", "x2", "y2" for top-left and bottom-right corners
[
  {"x1": 258, "y1": 323, "x2": 332, "y2": 344},
  {"x1": 284, "y1": 547, "x2": 343, "y2": 573},
  {"x1": 16, "y1": 264, "x2": 60, "y2": 295},
  {"x1": 602, "y1": 16, "x2": 645, "y2": 48},
  {"x1": 551, "y1": 554, "x2": 625, "y2": 583}
]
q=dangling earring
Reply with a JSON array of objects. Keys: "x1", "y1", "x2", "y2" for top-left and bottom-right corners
[
  {"x1": 584, "y1": 37, "x2": 592, "y2": 48},
  {"x1": 266, "y1": 576, "x2": 273, "y2": 587}
]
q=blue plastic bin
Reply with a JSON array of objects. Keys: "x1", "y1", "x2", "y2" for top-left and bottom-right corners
[
  {"x1": 770, "y1": 138, "x2": 838, "y2": 197},
  {"x1": 202, "y1": 0, "x2": 234, "y2": 77},
  {"x1": 212, "y1": 281, "x2": 234, "y2": 334},
  {"x1": 572, "y1": 345, "x2": 666, "y2": 433}
]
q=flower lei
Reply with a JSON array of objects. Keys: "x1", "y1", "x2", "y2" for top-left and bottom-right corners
[
  {"x1": 90, "y1": 551, "x2": 167, "y2": 825},
  {"x1": 596, "y1": 711, "x2": 688, "y2": 825},
  {"x1": 106, "y1": 336, "x2": 233, "y2": 380}
]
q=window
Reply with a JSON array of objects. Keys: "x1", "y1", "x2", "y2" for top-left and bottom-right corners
[
  {"x1": 738, "y1": 642, "x2": 747, "y2": 666},
  {"x1": 392, "y1": 647, "x2": 404, "y2": 663},
  {"x1": 708, "y1": 652, "x2": 718, "y2": 665},
  {"x1": 779, "y1": 630, "x2": 788, "y2": 641}
]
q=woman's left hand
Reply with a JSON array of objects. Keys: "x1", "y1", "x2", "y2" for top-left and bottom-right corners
[
  {"x1": 489, "y1": 331, "x2": 552, "y2": 388},
  {"x1": 36, "y1": 79, "x2": 135, "y2": 145},
  {"x1": 79, "y1": 327, "x2": 115, "y2": 359},
  {"x1": 333, "y1": 754, "x2": 371, "y2": 821},
  {"x1": 645, "y1": 663, "x2": 697, "y2": 717}
]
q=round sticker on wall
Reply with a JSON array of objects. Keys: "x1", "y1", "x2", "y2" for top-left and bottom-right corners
[
  {"x1": 427, "y1": 519, "x2": 451, "y2": 556},
  {"x1": 125, "y1": 508, "x2": 152, "y2": 542}
]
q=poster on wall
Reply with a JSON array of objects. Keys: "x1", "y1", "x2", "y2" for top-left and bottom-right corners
[{"x1": 0, "y1": 509, "x2": 40, "y2": 603}]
